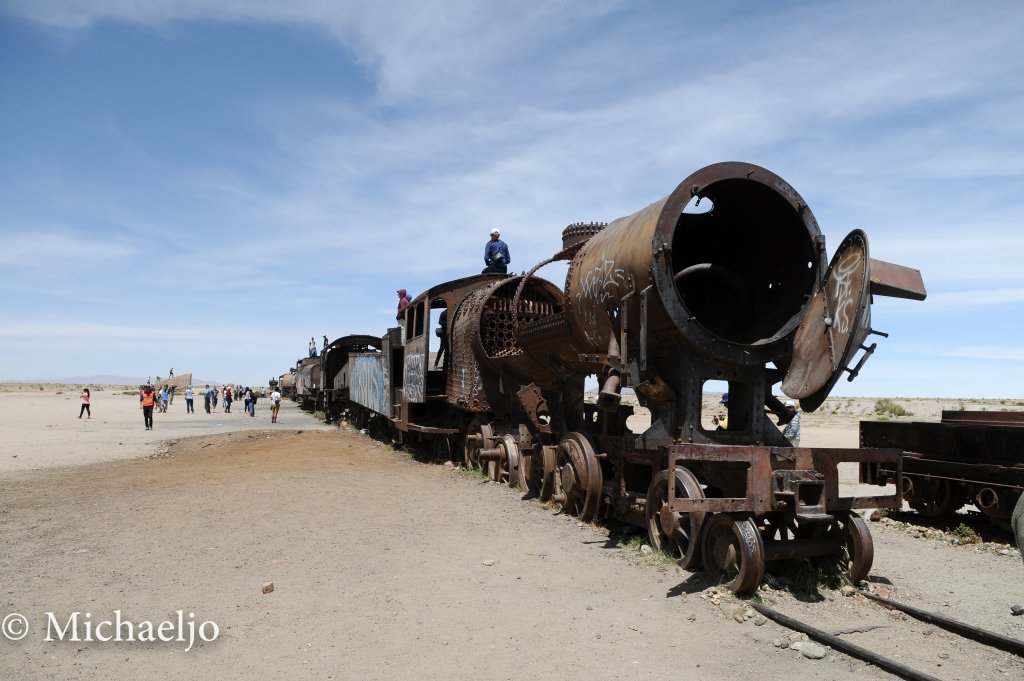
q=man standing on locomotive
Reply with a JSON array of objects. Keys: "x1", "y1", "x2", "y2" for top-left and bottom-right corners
[{"x1": 483, "y1": 228, "x2": 510, "y2": 274}]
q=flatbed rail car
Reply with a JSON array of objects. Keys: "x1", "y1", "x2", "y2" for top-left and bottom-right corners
[{"x1": 860, "y1": 411, "x2": 1024, "y2": 522}]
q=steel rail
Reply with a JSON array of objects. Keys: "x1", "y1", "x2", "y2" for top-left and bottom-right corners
[
  {"x1": 749, "y1": 602, "x2": 942, "y2": 681},
  {"x1": 861, "y1": 591, "x2": 1024, "y2": 657}
]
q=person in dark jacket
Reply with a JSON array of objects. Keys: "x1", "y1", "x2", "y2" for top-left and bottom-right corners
[
  {"x1": 433, "y1": 308, "x2": 448, "y2": 368},
  {"x1": 483, "y1": 228, "x2": 510, "y2": 274}
]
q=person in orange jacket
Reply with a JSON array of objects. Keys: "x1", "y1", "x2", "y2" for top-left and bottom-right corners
[{"x1": 140, "y1": 384, "x2": 156, "y2": 430}]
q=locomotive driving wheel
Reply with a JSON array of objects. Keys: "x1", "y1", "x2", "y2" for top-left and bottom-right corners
[
  {"x1": 530, "y1": 444, "x2": 558, "y2": 501},
  {"x1": 701, "y1": 514, "x2": 765, "y2": 594},
  {"x1": 645, "y1": 467, "x2": 706, "y2": 570},
  {"x1": 463, "y1": 418, "x2": 494, "y2": 472},
  {"x1": 553, "y1": 432, "x2": 603, "y2": 522}
]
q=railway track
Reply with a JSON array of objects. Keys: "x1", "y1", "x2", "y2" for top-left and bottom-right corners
[{"x1": 752, "y1": 590, "x2": 1024, "y2": 681}]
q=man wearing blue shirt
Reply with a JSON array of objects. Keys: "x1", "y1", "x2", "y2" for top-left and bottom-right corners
[{"x1": 483, "y1": 228, "x2": 511, "y2": 274}]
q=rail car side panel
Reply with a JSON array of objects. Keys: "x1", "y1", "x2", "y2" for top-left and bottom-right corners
[{"x1": 349, "y1": 352, "x2": 385, "y2": 416}]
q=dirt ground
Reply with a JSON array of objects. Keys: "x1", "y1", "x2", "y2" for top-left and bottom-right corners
[{"x1": 1, "y1": 388, "x2": 1023, "y2": 680}]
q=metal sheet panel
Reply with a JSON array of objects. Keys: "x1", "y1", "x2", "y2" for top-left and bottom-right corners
[{"x1": 349, "y1": 352, "x2": 385, "y2": 415}]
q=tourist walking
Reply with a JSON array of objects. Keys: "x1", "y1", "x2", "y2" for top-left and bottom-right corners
[
  {"x1": 204, "y1": 385, "x2": 212, "y2": 414},
  {"x1": 270, "y1": 386, "x2": 282, "y2": 423},
  {"x1": 185, "y1": 385, "x2": 195, "y2": 414},
  {"x1": 249, "y1": 389, "x2": 258, "y2": 417},
  {"x1": 140, "y1": 385, "x2": 156, "y2": 430}
]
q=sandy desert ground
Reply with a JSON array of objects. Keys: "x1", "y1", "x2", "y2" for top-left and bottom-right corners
[{"x1": 0, "y1": 386, "x2": 1022, "y2": 680}]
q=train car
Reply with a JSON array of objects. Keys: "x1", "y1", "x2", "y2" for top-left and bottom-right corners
[
  {"x1": 321, "y1": 334, "x2": 382, "y2": 422},
  {"x1": 294, "y1": 356, "x2": 322, "y2": 409},
  {"x1": 289, "y1": 161, "x2": 927, "y2": 592},
  {"x1": 279, "y1": 370, "x2": 296, "y2": 399},
  {"x1": 860, "y1": 411, "x2": 1024, "y2": 525}
]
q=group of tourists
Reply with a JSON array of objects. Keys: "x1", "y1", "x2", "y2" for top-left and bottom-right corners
[
  {"x1": 308, "y1": 335, "x2": 329, "y2": 358},
  {"x1": 124, "y1": 383, "x2": 283, "y2": 430},
  {"x1": 75, "y1": 371, "x2": 288, "y2": 430}
]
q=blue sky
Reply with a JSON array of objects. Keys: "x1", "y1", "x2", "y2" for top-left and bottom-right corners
[{"x1": 1, "y1": 0, "x2": 1022, "y2": 398}]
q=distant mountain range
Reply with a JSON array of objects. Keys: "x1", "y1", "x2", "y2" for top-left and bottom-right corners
[{"x1": 1, "y1": 375, "x2": 221, "y2": 386}]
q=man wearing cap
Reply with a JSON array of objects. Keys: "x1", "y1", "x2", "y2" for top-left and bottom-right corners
[
  {"x1": 782, "y1": 400, "x2": 801, "y2": 446},
  {"x1": 483, "y1": 228, "x2": 511, "y2": 274},
  {"x1": 713, "y1": 392, "x2": 729, "y2": 430}
]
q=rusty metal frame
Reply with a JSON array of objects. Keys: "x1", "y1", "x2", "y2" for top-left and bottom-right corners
[{"x1": 665, "y1": 444, "x2": 902, "y2": 515}]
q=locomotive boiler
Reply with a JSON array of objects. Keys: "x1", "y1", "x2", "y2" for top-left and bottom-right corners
[{"x1": 295, "y1": 161, "x2": 927, "y2": 593}]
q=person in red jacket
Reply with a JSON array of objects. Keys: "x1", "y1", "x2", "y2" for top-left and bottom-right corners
[
  {"x1": 397, "y1": 289, "x2": 411, "y2": 342},
  {"x1": 140, "y1": 385, "x2": 156, "y2": 430}
]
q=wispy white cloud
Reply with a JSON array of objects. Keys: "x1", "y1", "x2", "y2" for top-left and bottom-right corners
[{"x1": 0, "y1": 230, "x2": 135, "y2": 265}]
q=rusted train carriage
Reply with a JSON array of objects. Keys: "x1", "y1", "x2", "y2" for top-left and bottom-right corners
[
  {"x1": 297, "y1": 162, "x2": 927, "y2": 593},
  {"x1": 294, "y1": 356, "x2": 322, "y2": 408},
  {"x1": 279, "y1": 370, "x2": 296, "y2": 399},
  {"x1": 320, "y1": 335, "x2": 382, "y2": 423},
  {"x1": 860, "y1": 411, "x2": 1024, "y2": 524}
]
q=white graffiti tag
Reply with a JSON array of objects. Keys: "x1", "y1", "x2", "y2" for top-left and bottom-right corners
[
  {"x1": 827, "y1": 248, "x2": 863, "y2": 335},
  {"x1": 575, "y1": 251, "x2": 627, "y2": 339}
]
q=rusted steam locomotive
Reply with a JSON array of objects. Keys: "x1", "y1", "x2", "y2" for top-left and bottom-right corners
[{"x1": 285, "y1": 162, "x2": 926, "y2": 593}]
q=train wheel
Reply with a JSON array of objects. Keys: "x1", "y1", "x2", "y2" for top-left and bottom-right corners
[
  {"x1": 463, "y1": 419, "x2": 493, "y2": 471},
  {"x1": 554, "y1": 433, "x2": 602, "y2": 522},
  {"x1": 834, "y1": 511, "x2": 874, "y2": 584},
  {"x1": 646, "y1": 467, "x2": 706, "y2": 570},
  {"x1": 909, "y1": 478, "x2": 958, "y2": 517},
  {"x1": 486, "y1": 435, "x2": 514, "y2": 484},
  {"x1": 701, "y1": 514, "x2": 765, "y2": 594},
  {"x1": 432, "y1": 436, "x2": 453, "y2": 463},
  {"x1": 533, "y1": 445, "x2": 558, "y2": 502},
  {"x1": 499, "y1": 435, "x2": 525, "y2": 488},
  {"x1": 515, "y1": 443, "x2": 534, "y2": 492}
]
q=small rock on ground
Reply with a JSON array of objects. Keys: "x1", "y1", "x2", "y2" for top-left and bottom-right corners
[{"x1": 792, "y1": 642, "x2": 827, "y2": 659}]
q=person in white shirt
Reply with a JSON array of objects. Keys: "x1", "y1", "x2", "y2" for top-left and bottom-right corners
[{"x1": 270, "y1": 388, "x2": 282, "y2": 424}]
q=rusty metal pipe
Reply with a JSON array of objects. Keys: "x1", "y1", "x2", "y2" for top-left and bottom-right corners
[
  {"x1": 478, "y1": 447, "x2": 503, "y2": 461},
  {"x1": 975, "y1": 487, "x2": 1000, "y2": 514}
]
